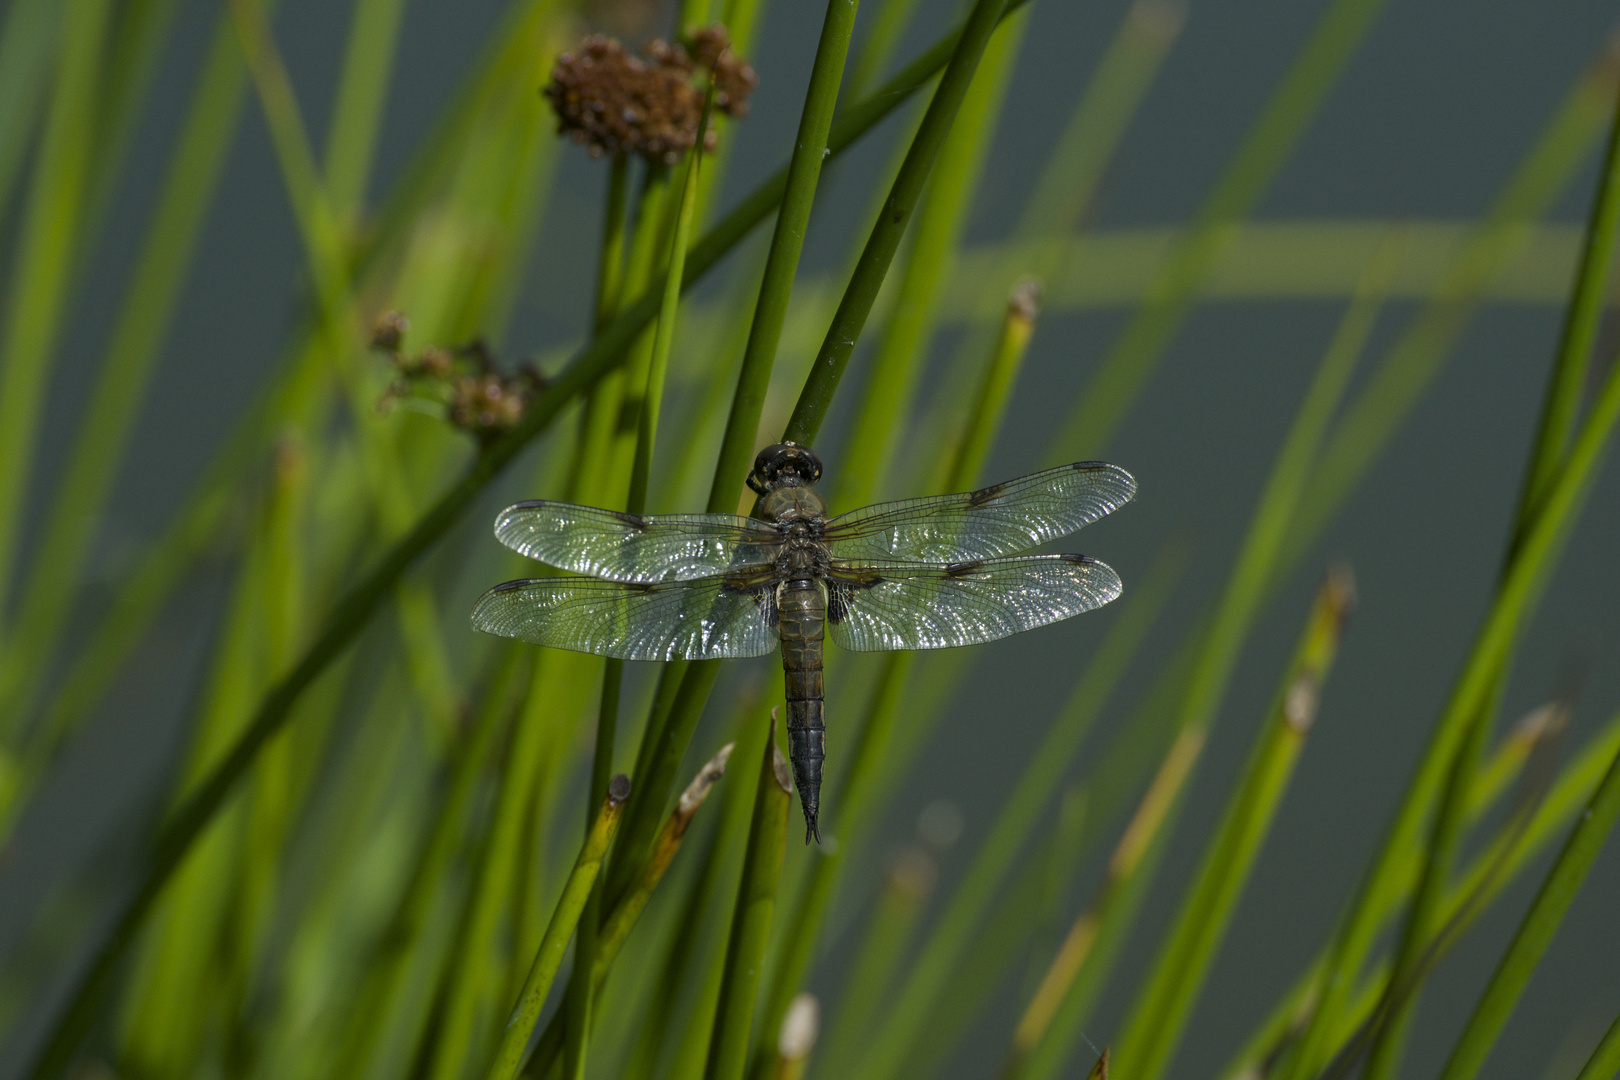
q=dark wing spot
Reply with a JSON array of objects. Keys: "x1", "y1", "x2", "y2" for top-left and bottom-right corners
[
  {"x1": 491, "y1": 578, "x2": 537, "y2": 593},
  {"x1": 1072, "y1": 461, "x2": 1111, "y2": 470},
  {"x1": 967, "y1": 482, "x2": 1007, "y2": 507},
  {"x1": 607, "y1": 509, "x2": 650, "y2": 531},
  {"x1": 1059, "y1": 553, "x2": 1099, "y2": 566},
  {"x1": 945, "y1": 560, "x2": 985, "y2": 578},
  {"x1": 826, "y1": 573, "x2": 881, "y2": 624},
  {"x1": 626, "y1": 581, "x2": 658, "y2": 594}
]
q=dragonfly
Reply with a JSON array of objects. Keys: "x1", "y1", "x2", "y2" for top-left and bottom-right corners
[{"x1": 472, "y1": 442, "x2": 1135, "y2": 843}]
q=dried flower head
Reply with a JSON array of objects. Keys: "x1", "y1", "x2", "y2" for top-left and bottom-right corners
[
  {"x1": 686, "y1": 25, "x2": 757, "y2": 118},
  {"x1": 375, "y1": 316, "x2": 545, "y2": 442},
  {"x1": 543, "y1": 27, "x2": 755, "y2": 163}
]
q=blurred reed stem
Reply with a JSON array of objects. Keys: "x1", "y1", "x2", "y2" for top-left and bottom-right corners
[
  {"x1": 486, "y1": 777, "x2": 629, "y2": 1080},
  {"x1": 1112, "y1": 569, "x2": 1354, "y2": 1080},
  {"x1": 1046, "y1": 0, "x2": 1390, "y2": 463},
  {"x1": 704, "y1": 726, "x2": 792, "y2": 1080}
]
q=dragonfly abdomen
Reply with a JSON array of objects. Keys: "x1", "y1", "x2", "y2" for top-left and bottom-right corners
[{"x1": 778, "y1": 577, "x2": 825, "y2": 844}]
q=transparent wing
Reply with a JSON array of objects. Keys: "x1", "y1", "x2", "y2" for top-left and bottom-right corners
[
  {"x1": 825, "y1": 555, "x2": 1122, "y2": 652},
  {"x1": 471, "y1": 572, "x2": 780, "y2": 660},
  {"x1": 493, "y1": 500, "x2": 781, "y2": 583},
  {"x1": 822, "y1": 462, "x2": 1135, "y2": 563}
]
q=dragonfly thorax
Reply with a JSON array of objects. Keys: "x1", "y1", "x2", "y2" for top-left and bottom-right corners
[{"x1": 760, "y1": 484, "x2": 827, "y2": 525}]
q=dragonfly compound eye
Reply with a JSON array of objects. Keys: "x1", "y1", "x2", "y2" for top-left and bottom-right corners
[{"x1": 754, "y1": 442, "x2": 823, "y2": 486}]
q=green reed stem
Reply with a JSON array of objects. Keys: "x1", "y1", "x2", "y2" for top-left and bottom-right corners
[
  {"x1": 1046, "y1": 0, "x2": 1389, "y2": 464},
  {"x1": 1113, "y1": 570, "x2": 1354, "y2": 1080},
  {"x1": 784, "y1": 0, "x2": 1011, "y2": 445},
  {"x1": 1573, "y1": 1006, "x2": 1620, "y2": 1080},
  {"x1": 1435, "y1": 738, "x2": 1620, "y2": 1080},
  {"x1": 705, "y1": 727, "x2": 791, "y2": 1080},
  {"x1": 486, "y1": 778, "x2": 630, "y2": 1080},
  {"x1": 0, "y1": 5, "x2": 255, "y2": 739},
  {"x1": 0, "y1": 0, "x2": 111, "y2": 631}
]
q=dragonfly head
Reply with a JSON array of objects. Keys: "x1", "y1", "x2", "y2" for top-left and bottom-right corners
[{"x1": 749, "y1": 442, "x2": 822, "y2": 493}]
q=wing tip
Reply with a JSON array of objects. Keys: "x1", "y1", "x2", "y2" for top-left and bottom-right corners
[{"x1": 1071, "y1": 460, "x2": 1138, "y2": 503}]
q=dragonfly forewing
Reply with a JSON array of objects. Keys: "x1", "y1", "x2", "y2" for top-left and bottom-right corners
[
  {"x1": 493, "y1": 501, "x2": 782, "y2": 583},
  {"x1": 820, "y1": 461, "x2": 1136, "y2": 564}
]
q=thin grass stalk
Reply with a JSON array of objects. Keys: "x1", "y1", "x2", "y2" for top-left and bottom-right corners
[
  {"x1": 1113, "y1": 570, "x2": 1355, "y2": 1080},
  {"x1": 325, "y1": 647, "x2": 530, "y2": 1080},
  {"x1": 485, "y1": 777, "x2": 631, "y2": 1080},
  {"x1": 1515, "y1": 61, "x2": 1620, "y2": 536},
  {"x1": 1573, "y1": 1006, "x2": 1620, "y2": 1080},
  {"x1": 1283, "y1": 49, "x2": 1619, "y2": 568},
  {"x1": 706, "y1": 0, "x2": 857, "y2": 509},
  {"x1": 525, "y1": 743, "x2": 735, "y2": 1079},
  {"x1": 834, "y1": 9, "x2": 1029, "y2": 510},
  {"x1": 19, "y1": 9, "x2": 1046, "y2": 1064},
  {"x1": 0, "y1": 4, "x2": 259, "y2": 755},
  {"x1": 1434, "y1": 738, "x2": 1620, "y2": 1080},
  {"x1": 0, "y1": 0, "x2": 112, "y2": 630},
  {"x1": 783, "y1": 0, "x2": 1012, "y2": 444},
  {"x1": 705, "y1": 724, "x2": 792, "y2": 1080},
  {"x1": 1360, "y1": 680, "x2": 1494, "y2": 1080},
  {"x1": 1008, "y1": 727, "x2": 1207, "y2": 1080},
  {"x1": 1045, "y1": 0, "x2": 1390, "y2": 464}
]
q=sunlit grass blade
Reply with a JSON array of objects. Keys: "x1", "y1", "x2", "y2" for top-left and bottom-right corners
[
  {"x1": 1218, "y1": 705, "x2": 1620, "y2": 1080},
  {"x1": 1007, "y1": 727, "x2": 1206, "y2": 1080},
  {"x1": 1045, "y1": 0, "x2": 1390, "y2": 463},
  {"x1": 1433, "y1": 736, "x2": 1620, "y2": 1080},
  {"x1": 704, "y1": 721, "x2": 792, "y2": 1080},
  {"x1": 1113, "y1": 569, "x2": 1355, "y2": 1080},
  {"x1": 705, "y1": 0, "x2": 857, "y2": 510},
  {"x1": 485, "y1": 776, "x2": 631, "y2": 1080}
]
